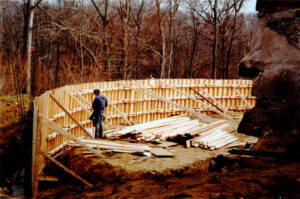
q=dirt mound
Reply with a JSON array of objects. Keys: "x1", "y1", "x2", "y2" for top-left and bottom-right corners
[
  {"x1": 54, "y1": 148, "x2": 212, "y2": 187},
  {"x1": 38, "y1": 156, "x2": 300, "y2": 198}
]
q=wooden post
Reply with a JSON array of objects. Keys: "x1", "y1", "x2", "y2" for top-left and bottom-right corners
[
  {"x1": 39, "y1": 114, "x2": 103, "y2": 157},
  {"x1": 39, "y1": 150, "x2": 93, "y2": 187},
  {"x1": 31, "y1": 104, "x2": 39, "y2": 198},
  {"x1": 49, "y1": 93, "x2": 93, "y2": 138},
  {"x1": 120, "y1": 83, "x2": 214, "y2": 123}
]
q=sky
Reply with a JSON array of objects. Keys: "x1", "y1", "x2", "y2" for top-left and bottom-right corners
[
  {"x1": 241, "y1": 0, "x2": 257, "y2": 13},
  {"x1": 4, "y1": 0, "x2": 258, "y2": 14}
]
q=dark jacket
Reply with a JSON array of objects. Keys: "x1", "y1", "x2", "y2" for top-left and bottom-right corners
[{"x1": 92, "y1": 95, "x2": 108, "y2": 115}]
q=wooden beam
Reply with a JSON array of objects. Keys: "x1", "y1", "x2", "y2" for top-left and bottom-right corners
[
  {"x1": 39, "y1": 114, "x2": 103, "y2": 158},
  {"x1": 31, "y1": 104, "x2": 39, "y2": 199},
  {"x1": 65, "y1": 87, "x2": 92, "y2": 115},
  {"x1": 133, "y1": 83, "x2": 215, "y2": 121},
  {"x1": 160, "y1": 80, "x2": 233, "y2": 120},
  {"x1": 199, "y1": 87, "x2": 230, "y2": 113},
  {"x1": 192, "y1": 89, "x2": 224, "y2": 113},
  {"x1": 49, "y1": 93, "x2": 93, "y2": 138},
  {"x1": 39, "y1": 150, "x2": 93, "y2": 187},
  {"x1": 106, "y1": 97, "x2": 133, "y2": 125},
  {"x1": 233, "y1": 87, "x2": 252, "y2": 108},
  {"x1": 70, "y1": 85, "x2": 91, "y2": 107},
  {"x1": 121, "y1": 83, "x2": 214, "y2": 123}
]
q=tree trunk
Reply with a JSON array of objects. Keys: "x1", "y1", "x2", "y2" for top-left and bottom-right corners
[
  {"x1": 211, "y1": 0, "x2": 218, "y2": 79},
  {"x1": 156, "y1": 0, "x2": 166, "y2": 78},
  {"x1": 25, "y1": 0, "x2": 34, "y2": 95}
]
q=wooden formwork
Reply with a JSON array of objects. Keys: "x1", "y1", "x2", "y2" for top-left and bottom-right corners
[{"x1": 31, "y1": 78, "x2": 255, "y2": 197}]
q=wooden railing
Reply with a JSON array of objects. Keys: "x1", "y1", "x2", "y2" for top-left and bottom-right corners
[{"x1": 31, "y1": 78, "x2": 255, "y2": 197}]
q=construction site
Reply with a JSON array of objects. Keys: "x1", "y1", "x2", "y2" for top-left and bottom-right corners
[{"x1": 0, "y1": 0, "x2": 300, "y2": 198}]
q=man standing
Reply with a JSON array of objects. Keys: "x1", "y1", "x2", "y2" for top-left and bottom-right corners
[{"x1": 91, "y1": 89, "x2": 108, "y2": 138}]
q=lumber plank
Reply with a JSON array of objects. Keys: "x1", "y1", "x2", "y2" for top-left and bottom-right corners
[
  {"x1": 156, "y1": 141, "x2": 178, "y2": 148},
  {"x1": 39, "y1": 150, "x2": 93, "y2": 187},
  {"x1": 79, "y1": 138, "x2": 151, "y2": 151},
  {"x1": 199, "y1": 87, "x2": 230, "y2": 113},
  {"x1": 189, "y1": 120, "x2": 229, "y2": 136},
  {"x1": 65, "y1": 87, "x2": 92, "y2": 115},
  {"x1": 150, "y1": 148, "x2": 174, "y2": 157},
  {"x1": 40, "y1": 114, "x2": 103, "y2": 158}
]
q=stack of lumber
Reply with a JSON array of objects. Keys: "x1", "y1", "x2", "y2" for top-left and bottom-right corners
[
  {"x1": 70, "y1": 138, "x2": 152, "y2": 153},
  {"x1": 104, "y1": 116, "x2": 241, "y2": 150},
  {"x1": 187, "y1": 120, "x2": 240, "y2": 150},
  {"x1": 105, "y1": 116, "x2": 205, "y2": 141}
]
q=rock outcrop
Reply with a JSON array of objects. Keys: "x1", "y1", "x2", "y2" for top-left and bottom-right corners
[{"x1": 237, "y1": 9, "x2": 300, "y2": 153}]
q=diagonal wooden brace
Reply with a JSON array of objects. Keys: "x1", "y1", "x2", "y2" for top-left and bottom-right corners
[{"x1": 39, "y1": 150, "x2": 93, "y2": 187}]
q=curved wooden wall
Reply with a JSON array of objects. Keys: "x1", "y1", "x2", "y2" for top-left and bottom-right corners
[
  {"x1": 32, "y1": 78, "x2": 255, "y2": 192},
  {"x1": 36, "y1": 79, "x2": 255, "y2": 154}
]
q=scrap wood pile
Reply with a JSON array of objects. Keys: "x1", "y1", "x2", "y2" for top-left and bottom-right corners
[
  {"x1": 69, "y1": 138, "x2": 174, "y2": 157},
  {"x1": 104, "y1": 115, "x2": 244, "y2": 150},
  {"x1": 70, "y1": 138, "x2": 151, "y2": 153}
]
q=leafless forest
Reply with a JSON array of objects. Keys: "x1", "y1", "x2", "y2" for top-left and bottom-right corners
[{"x1": 0, "y1": 0, "x2": 255, "y2": 96}]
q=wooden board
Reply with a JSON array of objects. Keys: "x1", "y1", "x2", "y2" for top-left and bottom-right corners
[
  {"x1": 157, "y1": 141, "x2": 178, "y2": 148},
  {"x1": 150, "y1": 148, "x2": 174, "y2": 157}
]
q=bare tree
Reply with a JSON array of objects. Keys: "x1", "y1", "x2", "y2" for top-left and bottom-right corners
[
  {"x1": 118, "y1": 0, "x2": 131, "y2": 79},
  {"x1": 91, "y1": 0, "x2": 113, "y2": 77},
  {"x1": 132, "y1": 0, "x2": 145, "y2": 79},
  {"x1": 167, "y1": 0, "x2": 180, "y2": 78},
  {"x1": 225, "y1": 0, "x2": 244, "y2": 78},
  {"x1": 23, "y1": 0, "x2": 43, "y2": 95},
  {"x1": 155, "y1": 0, "x2": 167, "y2": 78}
]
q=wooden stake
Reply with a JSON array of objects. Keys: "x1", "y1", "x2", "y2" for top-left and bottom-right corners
[
  {"x1": 31, "y1": 104, "x2": 39, "y2": 199},
  {"x1": 39, "y1": 150, "x2": 93, "y2": 187},
  {"x1": 50, "y1": 93, "x2": 93, "y2": 138}
]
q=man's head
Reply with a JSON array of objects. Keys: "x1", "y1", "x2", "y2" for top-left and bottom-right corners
[{"x1": 93, "y1": 88, "x2": 100, "y2": 96}]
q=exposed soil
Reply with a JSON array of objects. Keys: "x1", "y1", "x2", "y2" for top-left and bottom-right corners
[
  {"x1": 37, "y1": 128, "x2": 299, "y2": 199},
  {"x1": 38, "y1": 155, "x2": 300, "y2": 199},
  {"x1": 0, "y1": 96, "x2": 30, "y2": 195}
]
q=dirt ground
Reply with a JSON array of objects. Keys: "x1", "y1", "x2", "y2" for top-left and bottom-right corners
[
  {"x1": 38, "y1": 155, "x2": 300, "y2": 199},
  {"x1": 37, "y1": 131, "x2": 300, "y2": 199},
  {"x1": 0, "y1": 95, "x2": 30, "y2": 196}
]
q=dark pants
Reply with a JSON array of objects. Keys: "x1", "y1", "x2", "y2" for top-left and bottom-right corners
[{"x1": 94, "y1": 114, "x2": 104, "y2": 138}]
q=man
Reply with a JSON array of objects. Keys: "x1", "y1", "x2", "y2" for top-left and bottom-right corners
[{"x1": 91, "y1": 89, "x2": 108, "y2": 138}]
